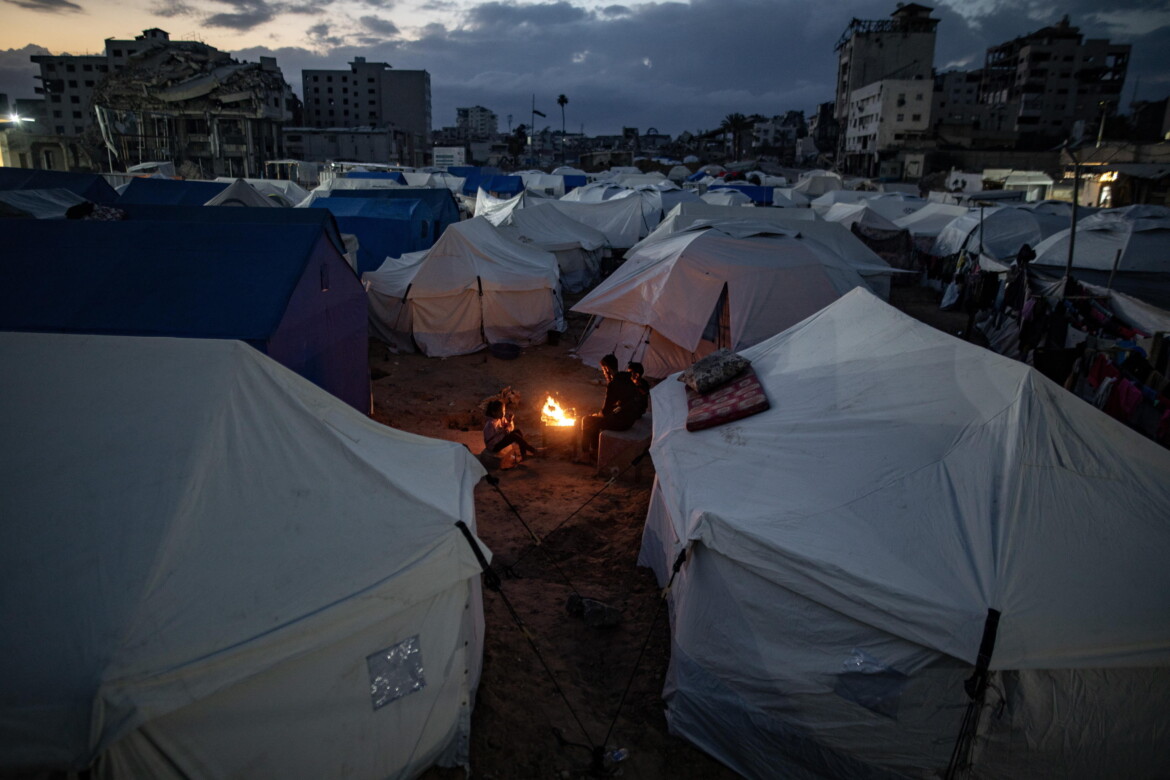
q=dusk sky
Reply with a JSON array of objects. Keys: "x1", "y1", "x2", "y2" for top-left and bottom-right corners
[{"x1": 2, "y1": 0, "x2": 1170, "y2": 136}]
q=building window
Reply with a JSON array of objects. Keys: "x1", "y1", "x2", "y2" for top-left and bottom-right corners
[
  {"x1": 72, "y1": 111, "x2": 81, "y2": 118},
  {"x1": 368, "y1": 77, "x2": 374, "y2": 83},
  {"x1": 896, "y1": 114, "x2": 904, "y2": 122},
  {"x1": 912, "y1": 114, "x2": 921, "y2": 122},
  {"x1": 110, "y1": 51, "x2": 120, "y2": 58},
  {"x1": 98, "y1": 65, "x2": 108, "y2": 72},
  {"x1": 46, "y1": 63, "x2": 56, "y2": 72},
  {"x1": 83, "y1": 64, "x2": 92, "y2": 72},
  {"x1": 66, "y1": 64, "x2": 76, "y2": 72},
  {"x1": 313, "y1": 87, "x2": 319, "y2": 94},
  {"x1": 51, "y1": 95, "x2": 61, "y2": 103},
  {"x1": 68, "y1": 80, "x2": 77, "y2": 87},
  {"x1": 55, "y1": 125, "x2": 65, "y2": 133},
  {"x1": 53, "y1": 110, "x2": 62, "y2": 118},
  {"x1": 70, "y1": 96, "x2": 79, "y2": 104},
  {"x1": 327, "y1": 75, "x2": 333, "y2": 82},
  {"x1": 327, "y1": 87, "x2": 333, "y2": 94},
  {"x1": 313, "y1": 75, "x2": 319, "y2": 81}
]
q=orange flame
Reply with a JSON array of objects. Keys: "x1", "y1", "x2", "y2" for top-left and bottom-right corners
[{"x1": 541, "y1": 395, "x2": 576, "y2": 426}]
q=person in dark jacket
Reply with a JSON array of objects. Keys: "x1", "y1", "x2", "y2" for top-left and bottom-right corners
[{"x1": 576, "y1": 354, "x2": 644, "y2": 462}]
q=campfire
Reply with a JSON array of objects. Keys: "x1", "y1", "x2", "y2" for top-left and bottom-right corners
[{"x1": 541, "y1": 396, "x2": 576, "y2": 427}]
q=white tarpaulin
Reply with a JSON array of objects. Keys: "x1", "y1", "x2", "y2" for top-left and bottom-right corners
[
  {"x1": 639, "y1": 288, "x2": 1170, "y2": 779},
  {"x1": 204, "y1": 178, "x2": 281, "y2": 207},
  {"x1": 550, "y1": 193, "x2": 660, "y2": 249},
  {"x1": 932, "y1": 205, "x2": 1067, "y2": 261},
  {"x1": 573, "y1": 224, "x2": 890, "y2": 377},
  {"x1": 495, "y1": 201, "x2": 607, "y2": 293},
  {"x1": 0, "y1": 332, "x2": 491, "y2": 779},
  {"x1": 363, "y1": 216, "x2": 564, "y2": 356},
  {"x1": 1032, "y1": 205, "x2": 1170, "y2": 273}
]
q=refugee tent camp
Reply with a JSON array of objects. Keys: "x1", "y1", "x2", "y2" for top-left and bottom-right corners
[
  {"x1": 0, "y1": 215, "x2": 370, "y2": 412},
  {"x1": 1031, "y1": 204, "x2": 1170, "y2": 273},
  {"x1": 893, "y1": 202, "x2": 971, "y2": 252},
  {"x1": 326, "y1": 187, "x2": 462, "y2": 240},
  {"x1": 0, "y1": 332, "x2": 490, "y2": 779},
  {"x1": 572, "y1": 222, "x2": 892, "y2": 377},
  {"x1": 492, "y1": 201, "x2": 608, "y2": 293},
  {"x1": 363, "y1": 216, "x2": 565, "y2": 357},
  {"x1": 700, "y1": 188, "x2": 753, "y2": 207},
  {"x1": 639, "y1": 288, "x2": 1170, "y2": 780},
  {"x1": 214, "y1": 176, "x2": 309, "y2": 206}
]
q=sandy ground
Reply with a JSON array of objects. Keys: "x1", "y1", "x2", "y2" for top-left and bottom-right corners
[{"x1": 372, "y1": 284, "x2": 967, "y2": 780}]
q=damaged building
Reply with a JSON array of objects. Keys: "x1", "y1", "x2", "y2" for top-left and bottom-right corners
[{"x1": 88, "y1": 33, "x2": 297, "y2": 178}]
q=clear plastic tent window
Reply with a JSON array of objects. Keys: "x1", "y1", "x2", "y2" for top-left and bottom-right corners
[{"x1": 367, "y1": 635, "x2": 427, "y2": 710}]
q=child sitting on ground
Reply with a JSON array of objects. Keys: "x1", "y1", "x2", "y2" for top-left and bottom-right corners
[{"x1": 483, "y1": 399, "x2": 539, "y2": 464}]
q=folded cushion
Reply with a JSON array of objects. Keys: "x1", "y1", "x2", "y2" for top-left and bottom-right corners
[
  {"x1": 685, "y1": 367, "x2": 770, "y2": 431},
  {"x1": 678, "y1": 348, "x2": 751, "y2": 394}
]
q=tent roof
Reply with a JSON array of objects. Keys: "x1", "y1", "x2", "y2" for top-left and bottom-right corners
[
  {"x1": 308, "y1": 196, "x2": 430, "y2": 221},
  {"x1": 204, "y1": 178, "x2": 281, "y2": 207},
  {"x1": 0, "y1": 332, "x2": 487, "y2": 768},
  {"x1": 0, "y1": 167, "x2": 118, "y2": 204},
  {"x1": 501, "y1": 201, "x2": 608, "y2": 251},
  {"x1": 0, "y1": 218, "x2": 336, "y2": 340},
  {"x1": 573, "y1": 226, "x2": 881, "y2": 352},
  {"x1": 362, "y1": 216, "x2": 559, "y2": 297},
  {"x1": 649, "y1": 288, "x2": 1170, "y2": 670},
  {"x1": 0, "y1": 188, "x2": 86, "y2": 218},
  {"x1": 116, "y1": 177, "x2": 230, "y2": 206}
]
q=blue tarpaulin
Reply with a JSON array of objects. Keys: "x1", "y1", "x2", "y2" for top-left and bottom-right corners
[
  {"x1": 0, "y1": 217, "x2": 370, "y2": 411},
  {"x1": 327, "y1": 188, "x2": 460, "y2": 243},
  {"x1": 309, "y1": 197, "x2": 436, "y2": 274},
  {"x1": 481, "y1": 176, "x2": 524, "y2": 196},
  {"x1": 709, "y1": 183, "x2": 773, "y2": 205},
  {"x1": 0, "y1": 167, "x2": 118, "y2": 204}
]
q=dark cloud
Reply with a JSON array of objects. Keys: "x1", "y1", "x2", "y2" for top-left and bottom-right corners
[
  {"x1": 416, "y1": 1, "x2": 458, "y2": 11},
  {"x1": 2, "y1": 0, "x2": 81, "y2": 12},
  {"x1": 360, "y1": 15, "x2": 400, "y2": 35},
  {"x1": 0, "y1": 44, "x2": 49, "y2": 101},
  {"x1": 599, "y1": 5, "x2": 631, "y2": 19},
  {"x1": 306, "y1": 21, "x2": 345, "y2": 47},
  {"x1": 152, "y1": 0, "x2": 198, "y2": 18},
  {"x1": 463, "y1": 1, "x2": 588, "y2": 30},
  {"x1": 203, "y1": 0, "x2": 277, "y2": 29}
]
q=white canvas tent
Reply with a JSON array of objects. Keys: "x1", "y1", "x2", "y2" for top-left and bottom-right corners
[
  {"x1": 363, "y1": 216, "x2": 565, "y2": 356},
  {"x1": 1031, "y1": 205, "x2": 1170, "y2": 273},
  {"x1": 932, "y1": 205, "x2": 1067, "y2": 263},
  {"x1": 494, "y1": 201, "x2": 608, "y2": 293},
  {"x1": 819, "y1": 201, "x2": 900, "y2": 231},
  {"x1": 0, "y1": 332, "x2": 491, "y2": 779},
  {"x1": 572, "y1": 224, "x2": 891, "y2": 377},
  {"x1": 550, "y1": 193, "x2": 661, "y2": 250},
  {"x1": 639, "y1": 288, "x2": 1170, "y2": 779}
]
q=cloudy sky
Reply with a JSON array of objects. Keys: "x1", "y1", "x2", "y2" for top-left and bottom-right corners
[{"x1": 2, "y1": 0, "x2": 1170, "y2": 135}]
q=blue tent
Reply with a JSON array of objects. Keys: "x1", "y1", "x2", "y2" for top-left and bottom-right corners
[
  {"x1": 327, "y1": 188, "x2": 460, "y2": 244},
  {"x1": 481, "y1": 175, "x2": 524, "y2": 196},
  {"x1": 0, "y1": 167, "x2": 118, "y2": 205},
  {"x1": 308, "y1": 197, "x2": 436, "y2": 274},
  {"x1": 116, "y1": 203, "x2": 351, "y2": 261},
  {"x1": 344, "y1": 171, "x2": 407, "y2": 184},
  {"x1": 563, "y1": 175, "x2": 587, "y2": 194},
  {"x1": 709, "y1": 183, "x2": 773, "y2": 205},
  {"x1": 116, "y1": 178, "x2": 230, "y2": 206},
  {"x1": 0, "y1": 217, "x2": 370, "y2": 412}
]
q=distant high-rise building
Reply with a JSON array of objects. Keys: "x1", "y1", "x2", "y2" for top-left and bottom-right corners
[
  {"x1": 456, "y1": 106, "x2": 498, "y2": 141},
  {"x1": 301, "y1": 58, "x2": 430, "y2": 166},
  {"x1": 980, "y1": 16, "x2": 1130, "y2": 145}
]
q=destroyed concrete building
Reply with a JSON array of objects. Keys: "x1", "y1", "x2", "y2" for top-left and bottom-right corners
[{"x1": 90, "y1": 39, "x2": 297, "y2": 178}]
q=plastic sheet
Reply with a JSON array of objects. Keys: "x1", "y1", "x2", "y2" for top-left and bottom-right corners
[{"x1": 368, "y1": 635, "x2": 427, "y2": 710}]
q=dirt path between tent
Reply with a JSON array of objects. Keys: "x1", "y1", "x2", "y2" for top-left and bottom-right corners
[{"x1": 375, "y1": 286, "x2": 967, "y2": 780}]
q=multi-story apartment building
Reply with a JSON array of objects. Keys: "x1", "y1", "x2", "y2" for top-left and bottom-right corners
[
  {"x1": 456, "y1": 106, "x2": 498, "y2": 141},
  {"x1": 301, "y1": 58, "x2": 430, "y2": 166},
  {"x1": 834, "y1": 4, "x2": 938, "y2": 130},
  {"x1": 932, "y1": 69, "x2": 1017, "y2": 148},
  {"x1": 979, "y1": 16, "x2": 1130, "y2": 145},
  {"x1": 843, "y1": 80, "x2": 932, "y2": 177},
  {"x1": 833, "y1": 4, "x2": 938, "y2": 174}
]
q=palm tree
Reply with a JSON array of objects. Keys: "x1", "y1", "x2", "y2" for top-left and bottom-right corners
[
  {"x1": 557, "y1": 94, "x2": 568, "y2": 162},
  {"x1": 720, "y1": 112, "x2": 751, "y2": 162}
]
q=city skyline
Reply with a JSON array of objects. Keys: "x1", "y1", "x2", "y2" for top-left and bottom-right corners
[{"x1": 3, "y1": 0, "x2": 1170, "y2": 136}]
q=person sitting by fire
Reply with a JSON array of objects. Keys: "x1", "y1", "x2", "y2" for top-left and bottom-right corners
[
  {"x1": 484, "y1": 399, "x2": 539, "y2": 462},
  {"x1": 576, "y1": 353, "x2": 644, "y2": 463},
  {"x1": 627, "y1": 361, "x2": 650, "y2": 417}
]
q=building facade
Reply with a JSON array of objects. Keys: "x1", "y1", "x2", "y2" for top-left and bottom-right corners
[
  {"x1": 456, "y1": 106, "x2": 498, "y2": 141},
  {"x1": 301, "y1": 58, "x2": 430, "y2": 166},
  {"x1": 834, "y1": 3, "x2": 938, "y2": 174},
  {"x1": 979, "y1": 16, "x2": 1130, "y2": 146}
]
